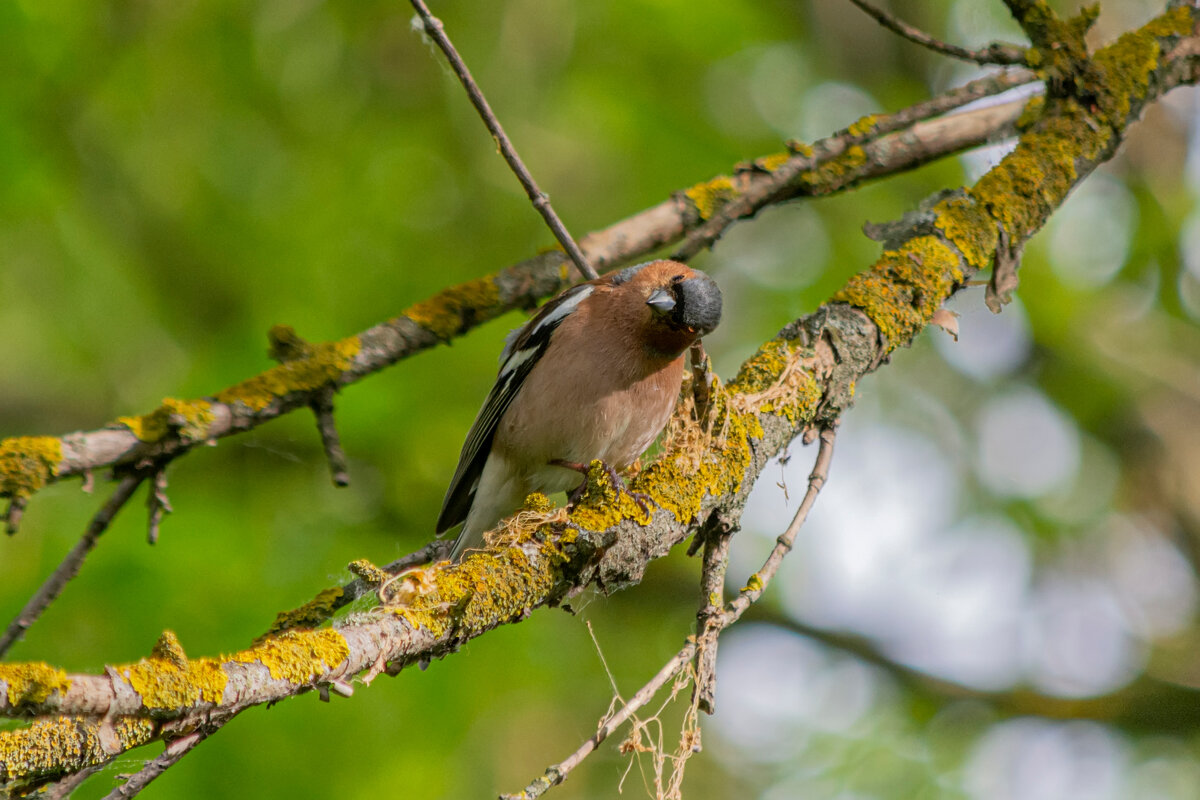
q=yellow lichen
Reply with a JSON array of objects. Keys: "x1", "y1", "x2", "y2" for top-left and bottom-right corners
[
  {"x1": 0, "y1": 436, "x2": 63, "y2": 499},
  {"x1": 117, "y1": 397, "x2": 215, "y2": 443},
  {"x1": 0, "y1": 663, "x2": 72, "y2": 707},
  {"x1": 150, "y1": 630, "x2": 188, "y2": 669},
  {"x1": 684, "y1": 176, "x2": 738, "y2": 220},
  {"x1": 402, "y1": 275, "x2": 503, "y2": 341},
  {"x1": 754, "y1": 151, "x2": 791, "y2": 172},
  {"x1": 0, "y1": 715, "x2": 156, "y2": 785},
  {"x1": 215, "y1": 337, "x2": 361, "y2": 412},
  {"x1": 798, "y1": 145, "x2": 869, "y2": 194},
  {"x1": 847, "y1": 114, "x2": 878, "y2": 138},
  {"x1": 933, "y1": 195, "x2": 998, "y2": 273},
  {"x1": 123, "y1": 654, "x2": 227, "y2": 711},
  {"x1": 264, "y1": 586, "x2": 346, "y2": 637},
  {"x1": 232, "y1": 628, "x2": 350, "y2": 685},
  {"x1": 742, "y1": 574, "x2": 764, "y2": 593},
  {"x1": 349, "y1": 559, "x2": 390, "y2": 584},
  {"x1": 832, "y1": 237, "x2": 965, "y2": 351}
]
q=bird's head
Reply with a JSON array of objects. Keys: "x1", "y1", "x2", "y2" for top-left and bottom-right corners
[{"x1": 611, "y1": 259, "x2": 723, "y2": 356}]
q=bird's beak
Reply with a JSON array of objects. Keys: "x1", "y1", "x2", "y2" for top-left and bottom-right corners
[{"x1": 646, "y1": 288, "x2": 675, "y2": 312}]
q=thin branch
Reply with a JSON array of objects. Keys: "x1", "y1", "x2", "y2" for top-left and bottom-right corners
[
  {"x1": 145, "y1": 466, "x2": 172, "y2": 545},
  {"x1": 4, "y1": 496, "x2": 27, "y2": 536},
  {"x1": 847, "y1": 0, "x2": 1026, "y2": 65},
  {"x1": 692, "y1": 527, "x2": 730, "y2": 714},
  {"x1": 0, "y1": 472, "x2": 145, "y2": 658},
  {"x1": 504, "y1": 429, "x2": 837, "y2": 799},
  {"x1": 103, "y1": 726, "x2": 214, "y2": 800},
  {"x1": 670, "y1": 68, "x2": 1036, "y2": 260},
  {"x1": 311, "y1": 390, "x2": 350, "y2": 487},
  {"x1": 408, "y1": 0, "x2": 597, "y2": 281}
]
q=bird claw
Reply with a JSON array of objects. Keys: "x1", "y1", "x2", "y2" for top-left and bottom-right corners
[{"x1": 553, "y1": 458, "x2": 655, "y2": 517}]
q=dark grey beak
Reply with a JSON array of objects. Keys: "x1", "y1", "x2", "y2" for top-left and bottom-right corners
[{"x1": 646, "y1": 288, "x2": 676, "y2": 312}]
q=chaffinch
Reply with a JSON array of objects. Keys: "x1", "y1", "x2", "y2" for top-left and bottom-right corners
[{"x1": 437, "y1": 259, "x2": 723, "y2": 559}]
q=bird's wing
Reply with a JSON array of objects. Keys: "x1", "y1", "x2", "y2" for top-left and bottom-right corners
[{"x1": 436, "y1": 283, "x2": 596, "y2": 533}]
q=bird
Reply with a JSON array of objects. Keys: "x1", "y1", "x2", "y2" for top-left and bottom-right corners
[{"x1": 436, "y1": 259, "x2": 723, "y2": 560}]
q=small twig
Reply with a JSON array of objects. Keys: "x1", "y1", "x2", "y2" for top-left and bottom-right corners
[
  {"x1": 145, "y1": 466, "x2": 172, "y2": 545},
  {"x1": 847, "y1": 0, "x2": 1026, "y2": 65},
  {"x1": 103, "y1": 727, "x2": 212, "y2": 799},
  {"x1": 268, "y1": 324, "x2": 352, "y2": 487},
  {"x1": 0, "y1": 472, "x2": 146, "y2": 658},
  {"x1": 4, "y1": 495, "x2": 28, "y2": 535},
  {"x1": 311, "y1": 389, "x2": 350, "y2": 487},
  {"x1": 409, "y1": 0, "x2": 597, "y2": 281},
  {"x1": 693, "y1": 526, "x2": 730, "y2": 715},
  {"x1": 504, "y1": 428, "x2": 837, "y2": 799}
]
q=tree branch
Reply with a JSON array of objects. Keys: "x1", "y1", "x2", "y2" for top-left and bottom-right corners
[
  {"x1": 408, "y1": 0, "x2": 596, "y2": 281},
  {"x1": 847, "y1": 0, "x2": 1027, "y2": 65}
]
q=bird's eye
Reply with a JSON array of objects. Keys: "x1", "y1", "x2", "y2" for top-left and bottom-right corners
[{"x1": 670, "y1": 274, "x2": 685, "y2": 284}]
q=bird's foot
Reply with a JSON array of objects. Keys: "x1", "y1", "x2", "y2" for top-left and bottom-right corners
[{"x1": 552, "y1": 458, "x2": 654, "y2": 516}]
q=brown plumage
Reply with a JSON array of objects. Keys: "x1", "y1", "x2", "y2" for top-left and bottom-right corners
[{"x1": 437, "y1": 259, "x2": 722, "y2": 559}]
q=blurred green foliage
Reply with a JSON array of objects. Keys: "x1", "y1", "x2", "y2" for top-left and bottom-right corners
[{"x1": 3, "y1": 1, "x2": 1200, "y2": 798}]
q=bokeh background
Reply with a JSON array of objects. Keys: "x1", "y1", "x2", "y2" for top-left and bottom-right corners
[{"x1": 3, "y1": 0, "x2": 1200, "y2": 797}]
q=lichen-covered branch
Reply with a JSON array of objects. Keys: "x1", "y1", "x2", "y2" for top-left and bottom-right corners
[
  {"x1": 2, "y1": 6, "x2": 1198, "y2": 791},
  {"x1": 0, "y1": 69, "x2": 1036, "y2": 517}
]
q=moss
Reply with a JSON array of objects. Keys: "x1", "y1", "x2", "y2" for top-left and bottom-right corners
[
  {"x1": 684, "y1": 176, "x2": 738, "y2": 220},
  {"x1": 402, "y1": 275, "x2": 503, "y2": 341},
  {"x1": 215, "y1": 337, "x2": 361, "y2": 413},
  {"x1": 232, "y1": 628, "x2": 350, "y2": 685},
  {"x1": 117, "y1": 397, "x2": 215, "y2": 443},
  {"x1": 0, "y1": 436, "x2": 63, "y2": 499},
  {"x1": 123, "y1": 654, "x2": 227, "y2": 711},
  {"x1": 0, "y1": 663, "x2": 72, "y2": 708},
  {"x1": 264, "y1": 586, "x2": 346, "y2": 637},
  {"x1": 847, "y1": 114, "x2": 878, "y2": 137}
]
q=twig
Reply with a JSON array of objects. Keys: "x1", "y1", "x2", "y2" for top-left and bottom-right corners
[
  {"x1": 4, "y1": 496, "x2": 28, "y2": 536},
  {"x1": 408, "y1": 0, "x2": 597, "y2": 281},
  {"x1": 693, "y1": 527, "x2": 730, "y2": 714},
  {"x1": 145, "y1": 466, "x2": 172, "y2": 545},
  {"x1": 503, "y1": 428, "x2": 837, "y2": 799},
  {"x1": 311, "y1": 389, "x2": 350, "y2": 487},
  {"x1": 0, "y1": 472, "x2": 145, "y2": 658},
  {"x1": 268, "y1": 325, "x2": 352, "y2": 487},
  {"x1": 103, "y1": 727, "x2": 212, "y2": 799},
  {"x1": 847, "y1": 0, "x2": 1026, "y2": 65}
]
